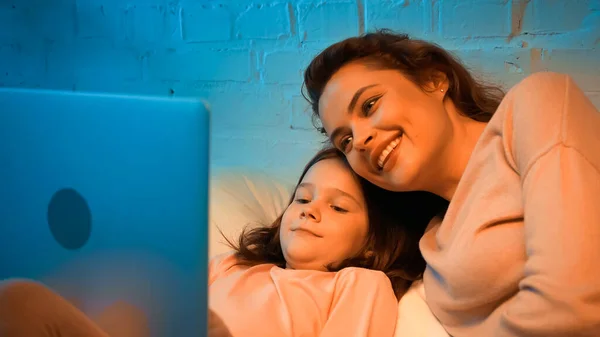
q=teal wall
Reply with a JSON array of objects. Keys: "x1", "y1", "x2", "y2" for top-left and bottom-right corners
[{"x1": 1, "y1": 0, "x2": 599, "y2": 179}]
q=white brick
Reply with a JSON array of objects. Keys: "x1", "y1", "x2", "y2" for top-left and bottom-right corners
[
  {"x1": 290, "y1": 95, "x2": 315, "y2": 130},
  {"x1": 3, "y1": 2, "x2": 75, "y2": 43},
  {"x1": 265, "y1": 139, "x2": 324, "y2": 177},
  {"x1": 181, "y1": 4, "x2": 231, "y2": 42},
  {"x1": 439, "y1": 0, "x2": 511, "y2": 37},
  {"x1": 47, "y1": 40, "x2": 142, "y2": 87},
  {"x1": 146, "y1": 48, "x2": 252, "y2": 82},
  {"x1": 124, "y1": 5, "x2": 179, "y2": 44},
  {"x1": 297, "y1": 2, "x2": 359, "y2": 41},
  {"x1": 262, "y1": 51, "x2": 310, "y2": 84},
  {"x1": 0, "y1": 4, "x2": 21, "y2": 41},
  {"x1": 208, "y1": 86, "x2": 288, "y2": 128},
  {"x1": 235, "y1": 3, "x2": 291, "y2": 39},
  {"x1": 451, "y1": 48, "x2": 533, "y2": 78},
  {"x1": 210, "y1": 137, "x2": 269, "y2": 168},
  {"x1": 75, "y1": 2, "x2": 123, "y2": 39},
  {"x1": 538, "y1": 49, "x2": 600, "y2": 91},
  {"x1": 0, "y1": 43, "x2": 45, "y2": 87},
  {"x1": 448, "y1": 48, "x2": 555, "y2": 89},
  {"x1": 366, "y1": 0, "x2": 430, "y2": 37},
  {"x1": 585, "y1": 91, "x2": 600, "y2": 110},
  {"x1": 522, "y1": 0, "x2": 590, "y2": 34}
]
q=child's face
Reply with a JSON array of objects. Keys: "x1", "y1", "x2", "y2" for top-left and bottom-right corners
[{"x1": 280, "y1": 158, "x2": 369, "y2": 271}]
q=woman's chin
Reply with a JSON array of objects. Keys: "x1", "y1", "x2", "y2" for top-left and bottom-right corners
[
  {"x1": 371, "y1": 170, "x2": 415, "y2": 192},
  {"x1": 381, "y1": 161, "x2": 423, "y2": 192}
]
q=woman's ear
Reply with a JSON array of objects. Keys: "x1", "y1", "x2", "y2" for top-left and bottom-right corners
[{"x1": 426, "y1": 70, "x2": 449, "y2": 93}]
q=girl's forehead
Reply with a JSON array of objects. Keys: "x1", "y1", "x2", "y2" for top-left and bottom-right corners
[{"x1": 300, "y1": 159, "x2": 364, "y2": 197}]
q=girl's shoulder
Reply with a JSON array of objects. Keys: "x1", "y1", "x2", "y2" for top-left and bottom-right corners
[
  {"x1": 208, "y1": 251, "x2": 244, "y2": 284},
  {"x1": 334, "y1": 267, "x2": 392, "y2": 288},
  {"x1": 209, "y1": 251, "x2": 238, "y2": 269}
]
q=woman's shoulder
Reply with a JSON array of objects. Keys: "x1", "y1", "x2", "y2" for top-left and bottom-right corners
[
  {"x1": 516, "y1": 71, "x2": 572, "y2": 86},
  {"x1": 507, "y1": 71, "x2": 576, "y2": 103},
  {"x1": 497, "y1": 71, "x2": 587, "y2": 136},
  {"x1": 493, "y1": 71, "x2": 600, "y2": 173}
]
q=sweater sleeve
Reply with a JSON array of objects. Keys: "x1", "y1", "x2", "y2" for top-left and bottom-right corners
[
  {"x1": 319, "y1": 268, "x2": 398, "y2": 337},
  {"x1": 498, "y1": 72, "x2": 600, "y2": 336}
]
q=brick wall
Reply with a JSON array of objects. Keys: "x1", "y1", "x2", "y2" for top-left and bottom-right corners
[{"x1": 1, "y1": 0, "x2": 599, "y2": 179}]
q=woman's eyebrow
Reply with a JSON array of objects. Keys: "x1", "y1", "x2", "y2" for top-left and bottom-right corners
[{"x1": 347, "y1": 84, "x2": 378, "y2": 113}]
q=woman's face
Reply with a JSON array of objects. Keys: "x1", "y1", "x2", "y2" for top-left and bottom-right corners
[
  {"x1": 280, "y1": 158, "x2": 369, "y2": 271},
  {"x1": 318, "y1": 62, "x2": 451, "y2": 192}
]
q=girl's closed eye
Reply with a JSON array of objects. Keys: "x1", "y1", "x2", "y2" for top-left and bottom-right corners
[{"x1": 330, "y1": 205, "x2": 348, "y2": 213}]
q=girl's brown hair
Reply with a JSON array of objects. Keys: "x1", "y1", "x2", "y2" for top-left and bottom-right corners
[
  {"x1": 302, "y1": 29, "x2": 505, "y2": 134},
  {"x1": 225, "y1": 147, "x2": 447, "y2": 299}
]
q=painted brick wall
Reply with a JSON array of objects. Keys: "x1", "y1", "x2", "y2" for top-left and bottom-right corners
[{"x1": 1, "y1": 0, "x2": 599, "y2": 180}]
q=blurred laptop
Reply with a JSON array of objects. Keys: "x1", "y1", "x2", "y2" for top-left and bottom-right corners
[{"x1": 0, "y1": 88, "x2": 210, "y2": 337}]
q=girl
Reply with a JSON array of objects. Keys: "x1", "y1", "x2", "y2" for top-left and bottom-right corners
[
  {"x1": 208, "y1": 147, "x2": 445, "y2": 336},
  {"x1": 303, "y1": 29, "x2": 600, "y2": 336}
]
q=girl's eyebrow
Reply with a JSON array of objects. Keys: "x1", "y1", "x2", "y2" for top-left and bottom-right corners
[{"x1": 297, "y1": 182, "x2": 362, "y2": 207}]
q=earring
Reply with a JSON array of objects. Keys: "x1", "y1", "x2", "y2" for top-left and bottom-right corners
[{"x1": 440, "y1": 89, "x2": 445, "y2": 92}]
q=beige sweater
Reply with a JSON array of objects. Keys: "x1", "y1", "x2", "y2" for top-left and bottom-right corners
[{"x1": 420, "y1": 72, "x2": 600, "y2": 337}]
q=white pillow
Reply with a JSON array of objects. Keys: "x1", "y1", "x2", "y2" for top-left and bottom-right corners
[
  {"x1": 209, "y1": 168, "x2": 294, "y2": 257},
  {"x1": 208, "y1": 169, "x2": 449, "y2": 337},
  {"x1": 397, "y1": 281, "x2": 450, "y2": 337}
]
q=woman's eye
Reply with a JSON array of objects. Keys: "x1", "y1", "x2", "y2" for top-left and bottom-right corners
[
  {"x1": 295, "y1": 198, "x2": 309, "y2": 204},
  {"x1": 340, "y1": 136, "x2": 353, "y2": 153},
  {"x1": 331, "y1": 205, "x2": 348, "y2": 213},
  {"x1": 362, "y1": 96, "x2": 380, "y2": 115}
]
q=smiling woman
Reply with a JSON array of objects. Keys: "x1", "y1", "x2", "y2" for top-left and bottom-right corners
[
  {"x1": 304, "y1": 31, "x2": 503, "y2": 197},
  {"x1": 303, "y1": 29, "x2": 600, "y2": 336}
]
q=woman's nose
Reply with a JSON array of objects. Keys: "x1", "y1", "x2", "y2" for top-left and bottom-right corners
[{"x1": 352, "y1": 124, "x2": 377, "y2": 152}]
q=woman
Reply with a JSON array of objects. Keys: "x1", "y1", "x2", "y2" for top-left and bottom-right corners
[{"x1": 303, "y1": 29, "x2": 600, "y2": 336}]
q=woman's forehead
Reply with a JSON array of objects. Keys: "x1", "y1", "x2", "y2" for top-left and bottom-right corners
[
  {"x1": 319, "y1": 65, "x2": 400, "y2": 114},
  {"x1": 322, "y1": 63, "x2": 373, "y2": 99}
]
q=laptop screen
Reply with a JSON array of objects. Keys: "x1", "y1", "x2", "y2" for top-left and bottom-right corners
[{"x1": 0, "y1": 88, "x2": 210, "y2": 337}]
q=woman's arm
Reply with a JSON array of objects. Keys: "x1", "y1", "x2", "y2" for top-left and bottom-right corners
[
  {"x1": 319, "y1": 269, "x2": 398, "y2": 337},
  {"x1": 500, "y1": 72, "x2": 600, "y2": 336}
]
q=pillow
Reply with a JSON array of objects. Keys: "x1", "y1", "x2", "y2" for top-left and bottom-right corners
[
  {"x1": 397, "y1": 281, "x2": 450, "y2": 337},
  {"x1": 209, "y1": 168, "x2": 294, "y2": 257}
]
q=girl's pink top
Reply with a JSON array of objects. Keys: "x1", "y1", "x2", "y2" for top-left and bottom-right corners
[{"x1": 209, "y1": 253, "x2": 398, "y2": 337}]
